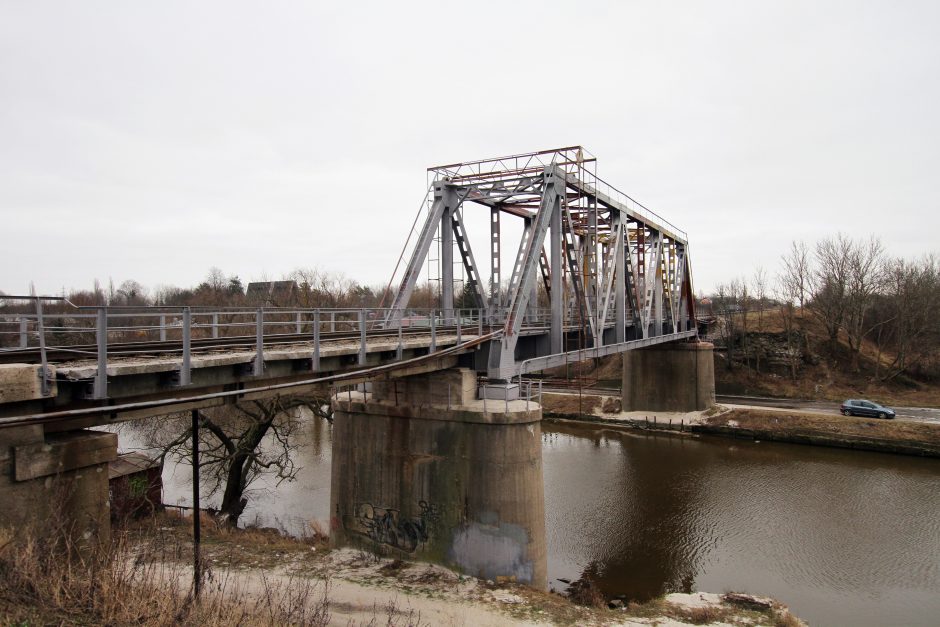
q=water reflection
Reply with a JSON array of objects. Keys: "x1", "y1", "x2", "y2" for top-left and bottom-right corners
[
  {"x1": 115, "y1": 410, "x2": 333, "y2": 536},
  {"x1": 543, "y1": 423, "x2": 940, "y2": 627},
  {"x1": 115, "y1": 415, "x2": 940, "y2": 627}
]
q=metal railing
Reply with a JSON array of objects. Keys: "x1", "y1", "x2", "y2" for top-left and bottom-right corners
[{"x1": 0, "y1": 299, "x2": 500, "y2": 400}]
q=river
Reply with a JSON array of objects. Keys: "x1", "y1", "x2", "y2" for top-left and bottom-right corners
[{"x1": 116, "y1": 415, "x2": 940, "y2": 626}]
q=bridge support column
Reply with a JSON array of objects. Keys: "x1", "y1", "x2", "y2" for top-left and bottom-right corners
[
  {"x1": 622, "y1": 342, "x2": 715, "y2": 412},
  {"x1": 330, "y1": 368, "x2": 547, "y2": 589},
  {"x1": 0, "y1": 425, "x2": 117, "y2": 545}
]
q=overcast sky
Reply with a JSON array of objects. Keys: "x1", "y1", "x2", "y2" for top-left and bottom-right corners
[{"x1": 2, "y1": 1, "x2": 938, "y2": 298}]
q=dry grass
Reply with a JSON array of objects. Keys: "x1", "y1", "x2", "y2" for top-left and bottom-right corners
[
  {"x1": 678, "y1": 604, "x2": 732, "y2": 624},
  {"x1": 708, "y1": 408, "x2": 940, "y2": 448},
  {"x1": 0, "y1": 522, "x2": 330, "y2": 626},
  {"x1": 540, "y1": 392, "x2": 607, "y2": 417},
  {"x1": 774, "y1": 611, "x2": 803, "y2": 627},
  {"x1": 565, "y1": 576, "x2": 607, "y2": 608}
]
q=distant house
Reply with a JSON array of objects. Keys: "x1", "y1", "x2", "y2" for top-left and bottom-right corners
[{"x1": 246, "y1": 281, "x2": 298, "y2": 307}]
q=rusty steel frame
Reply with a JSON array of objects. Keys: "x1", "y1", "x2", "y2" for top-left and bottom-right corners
[{"x1": 385, "y1": 147, "x2": 698, "y2": 379}]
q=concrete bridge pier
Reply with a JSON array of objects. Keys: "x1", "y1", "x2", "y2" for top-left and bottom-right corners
[
  {"x1": 0, "y1": 426, "x2": 117, "y2": 545},
  {"x1": 330, "y1": 368, "x2": 547, "y2": 589},
  {"x1": 622, "y1": 341, "x2": 716, "y2": 412},
  {"x1": 0, "y1": 364, "x2": 117, "y2": 545}
]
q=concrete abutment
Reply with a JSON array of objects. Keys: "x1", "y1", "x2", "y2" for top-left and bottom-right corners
[
  {"x1": 330, "y1": 368, "x2": 547, "y2": 589},
  {"x1": 0, "y1": 426, "x2": 117, "y2": 545},
  {"x1": 622, "y1": 341, "x2": 715, "y2": 412}
]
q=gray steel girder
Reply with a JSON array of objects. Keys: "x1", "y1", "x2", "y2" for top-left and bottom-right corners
[
  {"x1": 451, "y1": 207, "x2": 488, "y2": 311},
  {"x1": 386, "y1": 184, "x2": 451, "y2": 328},
  {"x1": 487, "y1": 168, "x2": 563, "y2": 379}
]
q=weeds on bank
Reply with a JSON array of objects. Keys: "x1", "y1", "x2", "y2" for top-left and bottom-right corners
[{"x1": 0, "y1": 523, "x2": 330, "y2": 626}]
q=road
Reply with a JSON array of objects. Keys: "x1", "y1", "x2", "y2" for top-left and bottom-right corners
[
  {"x1": 716, "y1": 394, "x2": 940, "y2": 425},
  {"x1": 534, "y1": 384, "x2": 940, "y2": 425}
]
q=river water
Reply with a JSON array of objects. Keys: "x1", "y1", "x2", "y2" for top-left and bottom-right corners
[{"x1": 118, "y1": 416, "x2": 940, "y2": 626}]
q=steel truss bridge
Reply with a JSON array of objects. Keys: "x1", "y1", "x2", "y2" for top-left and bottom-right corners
[
  {"x1": 386, "y1": 146, "x2": 697, "y2": 379},
  {"x1": 0, "y1": 146, "x2": 697, "y2": 422}
]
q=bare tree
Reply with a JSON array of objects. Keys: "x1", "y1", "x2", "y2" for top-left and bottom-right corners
[
  {"x1": 809, "y1": 234, "x2": 853, "y2": 346},
  {"x1": 774, "y1": 272, "x2": 802, "y2": 379},
  {"x1": 843, "y1": 237, "x2": 887, "y2": 371},
  {"x1": 154, "y1": 394, "x2": 332, "y2": 526},
  {"x1": 781, "y1": 240, "x2": 810, "y2": 312},
  {"x1": 714, "y1": 280, "x2": 743, "y2": 370},
  {"x1": 873, "y1": 256, "x2": 940, "y2": 381},
  {"x1": 753, "y1": 266, "x2": 768, "y2": 333},
  {"x1": 116, "y1": 280, "x2": 148, "y2": 306},
  {"x1": 737, "y1": 277, "x2": 751, "y2": 368},
  {"x1": 291, "y1": 268, "x2": 355, "y2": 308}
]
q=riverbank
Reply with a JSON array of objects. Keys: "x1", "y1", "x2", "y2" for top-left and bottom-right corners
[
  {"x1": 0, "y1": 512, "x2": 804, "y2": 626},
  {"x1": 540, "y1": 391, "x2": 940, "y2": 458},
  {"x1": 132, "y1": 513, "x2": 803, "y2": 626}
]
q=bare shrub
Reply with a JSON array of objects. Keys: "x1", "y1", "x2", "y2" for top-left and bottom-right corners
[
  {"x1": 681, "y1": 604, "x2": 727, "y2": 624},
  {"x1": 567, "y1": 576, "x2": 607, "y2": 608},
  {"x1": 0, "y1": 524, "x2": 330, "y2": 626}
]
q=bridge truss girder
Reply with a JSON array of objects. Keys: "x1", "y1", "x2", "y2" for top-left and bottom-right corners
[{"x1": 385, "y1": 148, "x2": 697, "y2": 379}]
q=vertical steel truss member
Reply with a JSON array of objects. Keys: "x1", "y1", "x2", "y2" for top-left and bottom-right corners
[
  {"x1": 451, "y1": 207, "x2": 488, "y2": 311},
  {"x1": 550, "y1": 197, "x2": 563, "y2": 353},
  {"x1": 489, "y1": 206, "x2": 501, "y2": 320},
  {"x1": 664, "y1": 240, "x2": 679, "y2": 332},
  {"x1": 488, "y1": 167, "x2": 564, "y2": 378},
  {"x1": 624, "y1": 225, "x2": 641, "y2": 329},
  {"x1": 640, "y1": 231, "x2": 663, "y2": 338},
  {"x1": 597, "y1": 216, "x2": 624, "y2": 346},
  {"x1": 562, "y1": 204, "x2": 596, "y2": 341},
  {"x1": 441, "y1": 196, "x2": 454, "y2": 323}
]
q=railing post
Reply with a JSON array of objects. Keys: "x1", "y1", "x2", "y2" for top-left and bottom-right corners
[
  {"x1": 295, "y1": 311, "x2": 302, "y2": 335},
  {"x1": 254, "y1": 308, "x2": 264, "y2": 376},
  {"x1": 456, "y1": 309, "x2": 462, "y2": 344},
  {"x1": 180, "y1": 307, "x2": 191, "y2": 386},
  {"x1": 477, "y1": 309, "x2": 483, "y2": 336},
  {"x1": 19, "y1": 317, "x2": 27, "y2": 348},
  {"x1": 94, "y1": 308, "x2": 107, "y2": 399},
  {"x1": 312, "y1": 309, "x2": 321, "y2": 371},
  {"x1": 430, "y1": 309, "x2": 437, "y2": 352},
  {"x1": 358, "y1": 309, "x2": 367, "y2": 366},
  {"x1": 160, "y1": 314, "x2": 167, "y2": 342},
  {"x1": 35, "y1": 299, "x2": 49, "y2": 397},
  {"x1": 212, "y1": 313, "x2": 219, "y2": 339},
  {"x1": 330, "y1": 312, "x2": 336, "y2": 333}
]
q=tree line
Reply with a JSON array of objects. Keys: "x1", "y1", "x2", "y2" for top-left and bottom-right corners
[
  {"x1": 0, "y1": 266, "x2": 454, "y2": 311},
  {"x1": 713, "y1": 234, "x2": 940, "y2": 382}
]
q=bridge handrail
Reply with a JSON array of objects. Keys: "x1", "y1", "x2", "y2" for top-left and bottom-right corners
[{"x1": 0, "y1": 331, "x2": 502, "y2": 431}]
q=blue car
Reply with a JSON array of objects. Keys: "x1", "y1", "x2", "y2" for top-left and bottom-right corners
[{"x1": 840, "y1": 399, "x2": 896, "y2": 419}]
